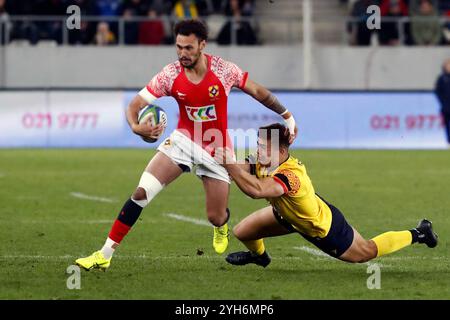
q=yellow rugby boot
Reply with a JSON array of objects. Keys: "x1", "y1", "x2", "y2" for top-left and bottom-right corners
[
  {"x1": 213, "y1": 223, "x2": 230, "y2": 254},
  {"x1": 75, "y1": 251, "x2": 111, "y2": 271}
]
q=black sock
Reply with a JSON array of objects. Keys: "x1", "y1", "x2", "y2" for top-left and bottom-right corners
[
  {"x1": 217, "y1": 208, "x2": 231, "y2": 227},
  {"x1": 410, "y1": 229, "x2": 420, "y2": 244},
  {"x1": 117, "y1": 198, "x2": 144, "y2": 227},
  {"x1": 225, "y1": 208, "x2": 230, "y2": 223}
]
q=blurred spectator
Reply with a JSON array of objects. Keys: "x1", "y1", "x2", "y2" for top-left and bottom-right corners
[
  {"x1": 94, "y1": 0, "x2": 122, "y2": 43},
  {"x1": 349, "y1": 0, "x2": 380, "y2": 46},
  {"x1": 69, "y1": 19, "x2": 94, "y2": 45},
  {"x1": 444, "y1": 11, "x2": 450, "y2": 44},
  {"x1": 217, "y1": 0, "x2": 257, "y2": 45},
  {"x1": 435, "y1": 59, "x2": 450, "y2": 146},
  {"x1": 0, "y1": 0, "x2": 12, "y2": 44},
  {"x1": 195, "y1": 0, "x2": 214, "y2": 16},
  {"x1": 138, "y1": 8, "x2": 165, "y2": 44},
  {"x1": 8, "y1": 0, "x2": 40, "y2": 44},
  {"x1": 439, "y1": 0, "x2": 450, "y2": 14},
  {"x1": 151, "y1": 0, "x2": 172, "y2": 14},
  {"x1": 173, "y1": 0, "x2": 199, "y2": 19},
  {"x1": 95, "y1": 0, "x2": 122, "y2": 16},
  {"x1": 94, "y1": 21, "x2": 116, "y2": 45},
  {"x1": 380, "y1": 0, "x2": 408, "y2": 16},
  {"x1": 123, "y1": 8, "x2": 139, "y2": 44},
  {"x1": 379, "y1": 0, "x2": 408, "y2": 45},
  {"x1": 241, "y1": 0, "x2": 255, "y2": 16},
  {"x1": 211, "y1": 0, "x2": 227, "y2": 13},
  {"x1": 0, "y1": 0, "x2": 7, "y2": 18},
  {"x1": 122, "y1": 0, "x2": 149, "y2": 16},
  {"x1": 121, "y1": 0, "x2": 151, "y2": 45},
  {"x1": 440, "y1": 0, "x2": 450, "y2": 16},
  {"x1": 34, "y1": 0, "x2": 66, "y2": 43},
  {"x1": 68, "y1": 0, "x2": 97, "y2": 45},
  {"x1": 409, "y1": 0, "x2": 439, "y2": 14},
  {"x1": 7, "y1": 0, "x2": 35, "y2": 15},
  {"x1": 410, "y1": 0, "x2": 442, "y2": 45},
  {"x1": 224, "y1": 0, "x2": 254, "y2": 16}
]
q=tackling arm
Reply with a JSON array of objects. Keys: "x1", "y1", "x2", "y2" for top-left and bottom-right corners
[
  {"x1": 214, "y1": 147, "x2": 285, "y2": 199},
  {"x1": 225, "y1": 164, "x2": 285, "y2": 199}
]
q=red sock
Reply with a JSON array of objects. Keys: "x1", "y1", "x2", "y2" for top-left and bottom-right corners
[{"x1": 108, "y1": 219, "x2": 131, "y2": 244}]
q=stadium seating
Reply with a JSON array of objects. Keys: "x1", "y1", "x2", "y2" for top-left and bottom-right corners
[{"x1": 1, "y1": 0, "x2": 449, "y2": 46}]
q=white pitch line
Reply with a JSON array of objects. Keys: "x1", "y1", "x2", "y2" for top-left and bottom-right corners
[
  {"x1": 293, "y1": 246, "x2": 449, "y2": 265},
  {"x1": 292, "y1": 246, "x2": 392, "y2": 267},
  {"x1": 379, "y1": 256, "x2": 449, "y2": 261},
  {"x1": 9, "y1": 219, "x2": 158, "y2": 225},
  {"x1": 12, "y1": 219, "x2": 115, "y2": 225},
  {"x1": 293, "y1": 246, "x2": 333, "y2": 259},
  {"x1": 2, "y1": 254, "x2": 442, "y2": 267},
  {"x1": 0, "y1": 255, "x2": 220, "y2": 261},
  {"x1": 0, "y1": 255, "x2": 75, "y2": 260},
  {"x1": 0, "y1": 254, "x2": 305, "y2": 261},
  {"x1": 70, "y1": 192, "x2": 117, "y2": 203},
  {"x1": 164, "y1": 213, "x2": 211, "y2": 227}
]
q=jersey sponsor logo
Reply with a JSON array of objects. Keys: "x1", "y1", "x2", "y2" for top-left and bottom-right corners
[
  {"x1": 185, "y1": 105, "x2": 217, "y2": 122},
  {"x1": 208, "y1": 85, "x2": 219, "y2": 98}
]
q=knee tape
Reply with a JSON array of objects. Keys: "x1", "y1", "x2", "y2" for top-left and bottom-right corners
[{"x1": 134, "y1": 172, "x2": 164, "y2": 207}]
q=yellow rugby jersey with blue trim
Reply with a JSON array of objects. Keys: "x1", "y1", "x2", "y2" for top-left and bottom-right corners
[{"x1": 254, "y1": 156, "x2": 332, "y2": 238}]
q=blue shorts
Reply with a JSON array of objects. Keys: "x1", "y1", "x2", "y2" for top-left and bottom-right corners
[{"x1": 273, "y1": 199, "x2": 354, "y2": 258}]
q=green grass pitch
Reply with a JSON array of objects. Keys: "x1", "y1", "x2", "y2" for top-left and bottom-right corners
[{"x1": 0, "y1": 149, "x2": 449, "y2": 299}]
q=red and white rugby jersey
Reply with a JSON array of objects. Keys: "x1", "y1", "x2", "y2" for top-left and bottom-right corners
[{"x1": 143, "y1": 54, "x2": 248, "y2": 153}]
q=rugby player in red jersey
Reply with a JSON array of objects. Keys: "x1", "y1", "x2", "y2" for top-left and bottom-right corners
[{"x1": 76, "y1": 19, "x2": 298, "y2": 270}]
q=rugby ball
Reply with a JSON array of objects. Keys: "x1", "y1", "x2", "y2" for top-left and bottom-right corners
[{"x1": 138, "y1": 104, "x2": 168, "y2": 143}]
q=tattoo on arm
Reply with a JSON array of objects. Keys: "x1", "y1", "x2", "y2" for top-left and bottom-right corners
[{"x1": 260, "y1": 93, "x2": 287, "y2": 115}]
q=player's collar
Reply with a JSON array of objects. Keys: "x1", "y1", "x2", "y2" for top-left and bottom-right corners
[{"x1": 279, "y1": 153, "x2": 291, "y2": 166}]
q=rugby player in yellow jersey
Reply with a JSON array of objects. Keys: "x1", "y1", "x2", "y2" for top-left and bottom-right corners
[{"x1": 214, "y1": 123, "x2": 438, "y2": 267}]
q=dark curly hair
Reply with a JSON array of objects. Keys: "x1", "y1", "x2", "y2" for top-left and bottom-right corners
[
  {"x1": 258, "y1": 123, "x2": 291, "y2": 148},
  {"x1": 174, "y1": 19, "x2": 208, "y2": 42}
]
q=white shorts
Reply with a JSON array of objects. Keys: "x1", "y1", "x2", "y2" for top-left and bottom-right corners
[{"x1": 157, "y1": 130, "x2": 231, "y2": 184}]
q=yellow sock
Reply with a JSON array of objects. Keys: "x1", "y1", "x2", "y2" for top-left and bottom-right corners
[
  {"x1": 242, "y1": 239, "x2": 265, "y2": 256},
  {"x1": 371, "y1": 231, "x2": 412, "y2": 257}
]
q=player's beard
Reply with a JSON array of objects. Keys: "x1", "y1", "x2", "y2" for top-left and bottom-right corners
[{"x1": 179, "y1": 53, "x2": 201, "y2": 69}]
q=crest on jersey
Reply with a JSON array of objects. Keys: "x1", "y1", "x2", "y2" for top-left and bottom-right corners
[
  {"x1": 208, "y1": 85, "x2": 219, "y2": 98},
  {"x1": 163, "y1": 138, "x2": 171, "y2": 147},
  {"x1": 278, "y1": 169, "x2": 301, "y2": 196}
]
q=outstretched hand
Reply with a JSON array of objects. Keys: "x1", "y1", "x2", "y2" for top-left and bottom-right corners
[
  {"x1": 288, "y1": 125, "x2": 298, "y2": 145},
  {"x1": 213, "y1": 147, "x2": 236, "y2": 166}
]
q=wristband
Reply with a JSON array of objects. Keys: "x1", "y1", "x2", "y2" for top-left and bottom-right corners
[
  {"x1": 284, "y1": 115, "x2": 296, "y2": 136},
  {"x1": 138, "y1": 87, "x2": 157, "y2": 104}
]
